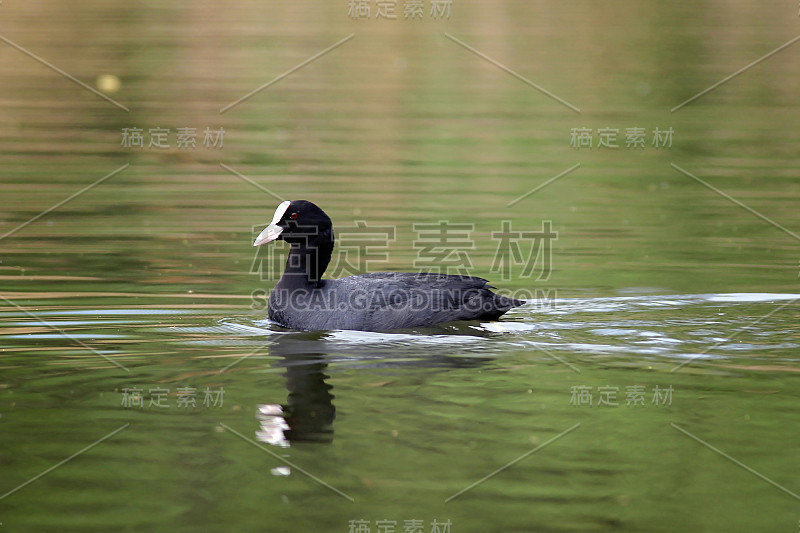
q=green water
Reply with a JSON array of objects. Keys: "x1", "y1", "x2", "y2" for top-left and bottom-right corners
[{"x1": 1, "y1": 1, "x2": 799, "y2": 531}]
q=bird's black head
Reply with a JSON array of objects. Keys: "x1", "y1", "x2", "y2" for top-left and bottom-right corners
[{"x1": 253, "y1": 200, "x2": 333, "y2": 247}]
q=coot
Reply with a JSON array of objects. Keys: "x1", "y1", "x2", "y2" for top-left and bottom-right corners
[{"x1": 253, "y1": 200, "x2": 524, "y2": 331}]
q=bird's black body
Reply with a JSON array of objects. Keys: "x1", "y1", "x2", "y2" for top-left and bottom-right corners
[{"x1": 255, "y1": 200, "x2": 523, "y2": 332}]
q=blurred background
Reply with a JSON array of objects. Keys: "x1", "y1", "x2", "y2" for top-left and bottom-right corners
[{"x1": 1, "y1": 1, "x2": 799, "y2": 531}]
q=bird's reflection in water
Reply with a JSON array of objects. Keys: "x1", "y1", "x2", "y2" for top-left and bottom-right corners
[
  {"x1": 255, "y1": 325, "x2": 498, "y2": 450},
  {"x1": 257, "y1": 333, "x2": 335, "y2": 448}
]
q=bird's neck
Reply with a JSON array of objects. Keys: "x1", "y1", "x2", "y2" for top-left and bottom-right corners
[{"x1": 278, "y1": 240, "x2": 334, "y2": 289}]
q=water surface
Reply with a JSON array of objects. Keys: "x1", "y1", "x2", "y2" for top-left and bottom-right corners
[{"x1": 1, "y1": 1, "x2": 799, "y2": 531}]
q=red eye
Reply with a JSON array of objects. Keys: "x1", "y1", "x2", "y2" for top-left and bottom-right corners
[{"x1": 289, "y1": 212, "x2": 298, "y2": 219}]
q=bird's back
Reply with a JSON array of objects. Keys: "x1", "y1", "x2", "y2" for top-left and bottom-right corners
[{"x1": 268, "y1": 272, "x2": 524, "y2": 331}]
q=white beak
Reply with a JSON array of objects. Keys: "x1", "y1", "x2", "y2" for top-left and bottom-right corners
[
  {"x1": 253, "y1": 224, "x2": 283, "y2": 246},
  {"x1": 253, "y1": 200, "x2": 291, "y2": 246}
]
